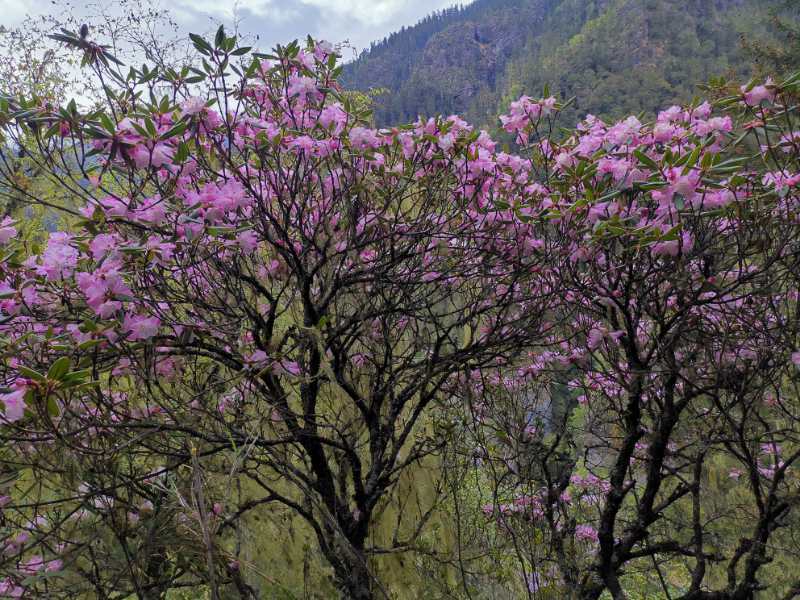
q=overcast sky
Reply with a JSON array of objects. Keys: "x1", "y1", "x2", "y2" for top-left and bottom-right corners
[{"x1": 0, "y1": 0, "x2": 469, "y2": 58}]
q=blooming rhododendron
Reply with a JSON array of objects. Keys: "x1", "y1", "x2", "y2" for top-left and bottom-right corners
[
  {"x1": 0, "y1": 387, "x2": 25, "y2": 423},
  {"x1": 0, "y1": 218, "x2": 16, "y2": 245},
  {"x1": 0, "y1": 25, "x2": 797, "y2": 599},
  {"x1": 742, "y1": 78, "x2": 776, "y2": 106},
  {"x1": 123, "y1": 314, "x2": 161, "y2": 340}
]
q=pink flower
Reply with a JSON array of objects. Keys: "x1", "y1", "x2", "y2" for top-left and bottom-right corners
[
  {"x1": 574, "y1": 524, "x2": 599, "y2": 543},
  {"x1": 97, "y1": 300, "x2": 123, "y2": 319},
  {"x1": 145, "y1": 235, "x2": 176, "y2": 264},
  {"x1": 155, "y1": 356, "x2": 178, "y2": 378},
  {"x1": 349, "y1": 127, "x2": 381, "y2": 149},
  {"x1": 112, "y1": 357, "x2": 132, "y2": 376},
  {"x1": 77, "y1": 263, "x2": 132, "y2": 318},
  {"x1": 587, "y1": 327, "x2": 605, "y2": 350},
  {"x1": 20, "y1": 555, "x2": 54, "y2": 574},
  {"x1": 279, "y1": 360, "x2": 302, "y2": 376},
  {"x1": 0, "y1": 218, "x2": 17, "y2": 244},
  {"x1": 0, "y1": 579, "x2": 23, "y2": 598},
  {"x1": 499, "y1": 96, "x2": 556, "y2": 138},
  {"x1": 763, "y1": 171, "x2": 800, "y2": 193},
  {"x1": 0, "y1": 387, "x2": 26, "y2": 423},
  {"x1": 123, "y1": 314, "x2": 161, "y2": 341},
  {"x1": 246, "y1": 350, "x2": 268, "y2": 365},
  {"x1": 89, "y1": 233, "x2": 119, "y2": 260},
  {"x1": 319, "y1": 103, "x2": 347, "y2": 134},
  {"x1": 742, "y1": 79, "x2": 776, "y2": 106},
  {"x1": 236, "y1": 230, "x2": 259, "y2": 254},
  {"x1": 651, "y1": 232, "x2": 694, "y2": 257},
  {"x1": 46, "y1": 559, "x2": 63, "y2": 572},
  {"x1": 181, "y1": 96, "x2": 206, "y2": 116},
  {"x1": 693, "y1": 116, "x2": 733, "y2": 137},
  {"x1": 39, "y1": 232, "x2": 79, "y2": 280},
  {"x1": 314, "y1": 40, "x2": 334, "y2": 60},
  {"x1": 288, "y1": 75, "x2": 318, "y2": 98}
]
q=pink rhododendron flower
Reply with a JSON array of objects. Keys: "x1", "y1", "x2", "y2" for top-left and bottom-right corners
[
  {"x1": 349, "y1": 127, "x2": 381, "y2": 149},
  {"x1": 762, "y1": 171, "x2": 800, "y2": 194},
  {"x1": 288, "y1": 75, "x2": 318, "y2": 98},
  {"x1": 280, "y1": 360, "x2": 302, "y2": 376},
  {"x1": 236, "y1": 230, "x2": 259, "y2": 254},
  {"x1": 741, "y1": 79, "x2": 776, "y2": 106},
  {"x1": 123, "y1": 314, "x2": 161, "y2": 341},
  {"x1": 181, "y1": 96, "x2": 206, "y2": 116},
  {"x1": 0, "y1": 579, "x2": 23, "y2": 598},
  {"x1": 319, "y1": 103, "x2": 347, "y2": 134},
  {"x1": 247, "y1": 350, "x2": 268, "y2": 364},
  {"x1": 0, "y1": 387, "x2": 26, "y2": 423},
  {"x1": 574, "y1": 524, "x2": 599, "y2": 543},
  {"x1": 0, "y1": 218, "x2": 16, "y2": 244},
  {"x1": 651, "y1": 232, "x2": 694, "y2": 257}
]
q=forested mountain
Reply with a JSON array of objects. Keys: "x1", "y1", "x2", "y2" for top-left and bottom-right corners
[{"x1": 342, "y1": 0, "x2": 798, "y2": 127}]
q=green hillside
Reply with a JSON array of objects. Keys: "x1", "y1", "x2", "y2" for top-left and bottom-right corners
[{"x1": 342, "y1": 0, "x2": 798, "y2": 126}]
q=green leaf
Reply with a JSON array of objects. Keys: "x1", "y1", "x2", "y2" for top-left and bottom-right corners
[
  {"x1": 47, "y1": 357, "x2": 71, "y2": 381},
  {"x1": 634, "y1": 149, "x2": 660, "y2": 172},
  {"x1": 80, "y1": 320, "x2": 98, "y2": 333},
  {"x1": 62, "y1": 369, "x2": 93, "y2": 384},
  {"x1": 160, "y1": 121, "x2": 187, "y2": 141},
  {"x1": 130, "y1": 121, "x2": 150, "y2": 137},
  {"x1": 175, "y1": 141, "x2": 191, "y2": 163},
  {"x1": 102, "y1": 50, "x2": 124, "y2": 66},
  {"x1": 681, "y1": 145, "x2": 702, "y2": 175},
  {"x1": 144, "y1": 117, "x2": 157, "y2": 138},
  {"x1": 46, "y1": 396, "x2": 60, "y2": 417},
  {"x1": 189, "y1": 33, "x2": 212, "y2": 54},
  {"x1": 99, "y1": 112, "x2": 116, "y2": 133},
  {"x1": 18, "y1": 366, "x2": 45, "y2": 382},
  {"x1": 175, "y1": 141, "x2": 190, "y2": 163},
  {"x1": 700, "y1": 151, "x2": 715, "y2": 170},
  {"x1": 660, "y1": 225, "x2": 681, "y2": 241},
  {"x1": 78, "y1": 339, "x2": 103, "y2": 351}
]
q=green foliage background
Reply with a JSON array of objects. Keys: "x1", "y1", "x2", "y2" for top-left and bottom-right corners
[{"x1": 342, "y1": 0, "x2": 800, "y2": 128}]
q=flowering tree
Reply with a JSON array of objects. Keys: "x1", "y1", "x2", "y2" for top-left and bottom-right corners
[
  {"x1": 460, "y1": 76, "x2": 800, "y2": 598},
  {"x1": 2, "y1": 22, "x2": 800, "y2": 600},
  {"x1": 0, "y1": 30, "x2": 559, "y2": 598}
]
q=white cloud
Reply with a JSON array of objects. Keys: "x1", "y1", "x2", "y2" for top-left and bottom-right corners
[
  {"x1": 302, "y1": 0, "x2": 411, "y2": 26},
  {"x1": 172, "y1": 0, "x2": 297, "y2": 21},
  {"x1": 0, "y1": 0, "x2": 39, "y2": 26},
  {"x1": 0, "y1": 0, "x2": 474, "y2": 55}
]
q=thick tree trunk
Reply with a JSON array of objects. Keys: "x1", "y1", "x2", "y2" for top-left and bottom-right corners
[
  {"x1": 336, "y1": 557, "x2": 373, "y2": 600},
  {"x1": 318, "y1": 524, "x2": 375, "y2": 600}
]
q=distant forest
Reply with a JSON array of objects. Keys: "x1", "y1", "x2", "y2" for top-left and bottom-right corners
[{"x1": 342, "y1": 0, "x2": 800, "y2": 127}]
